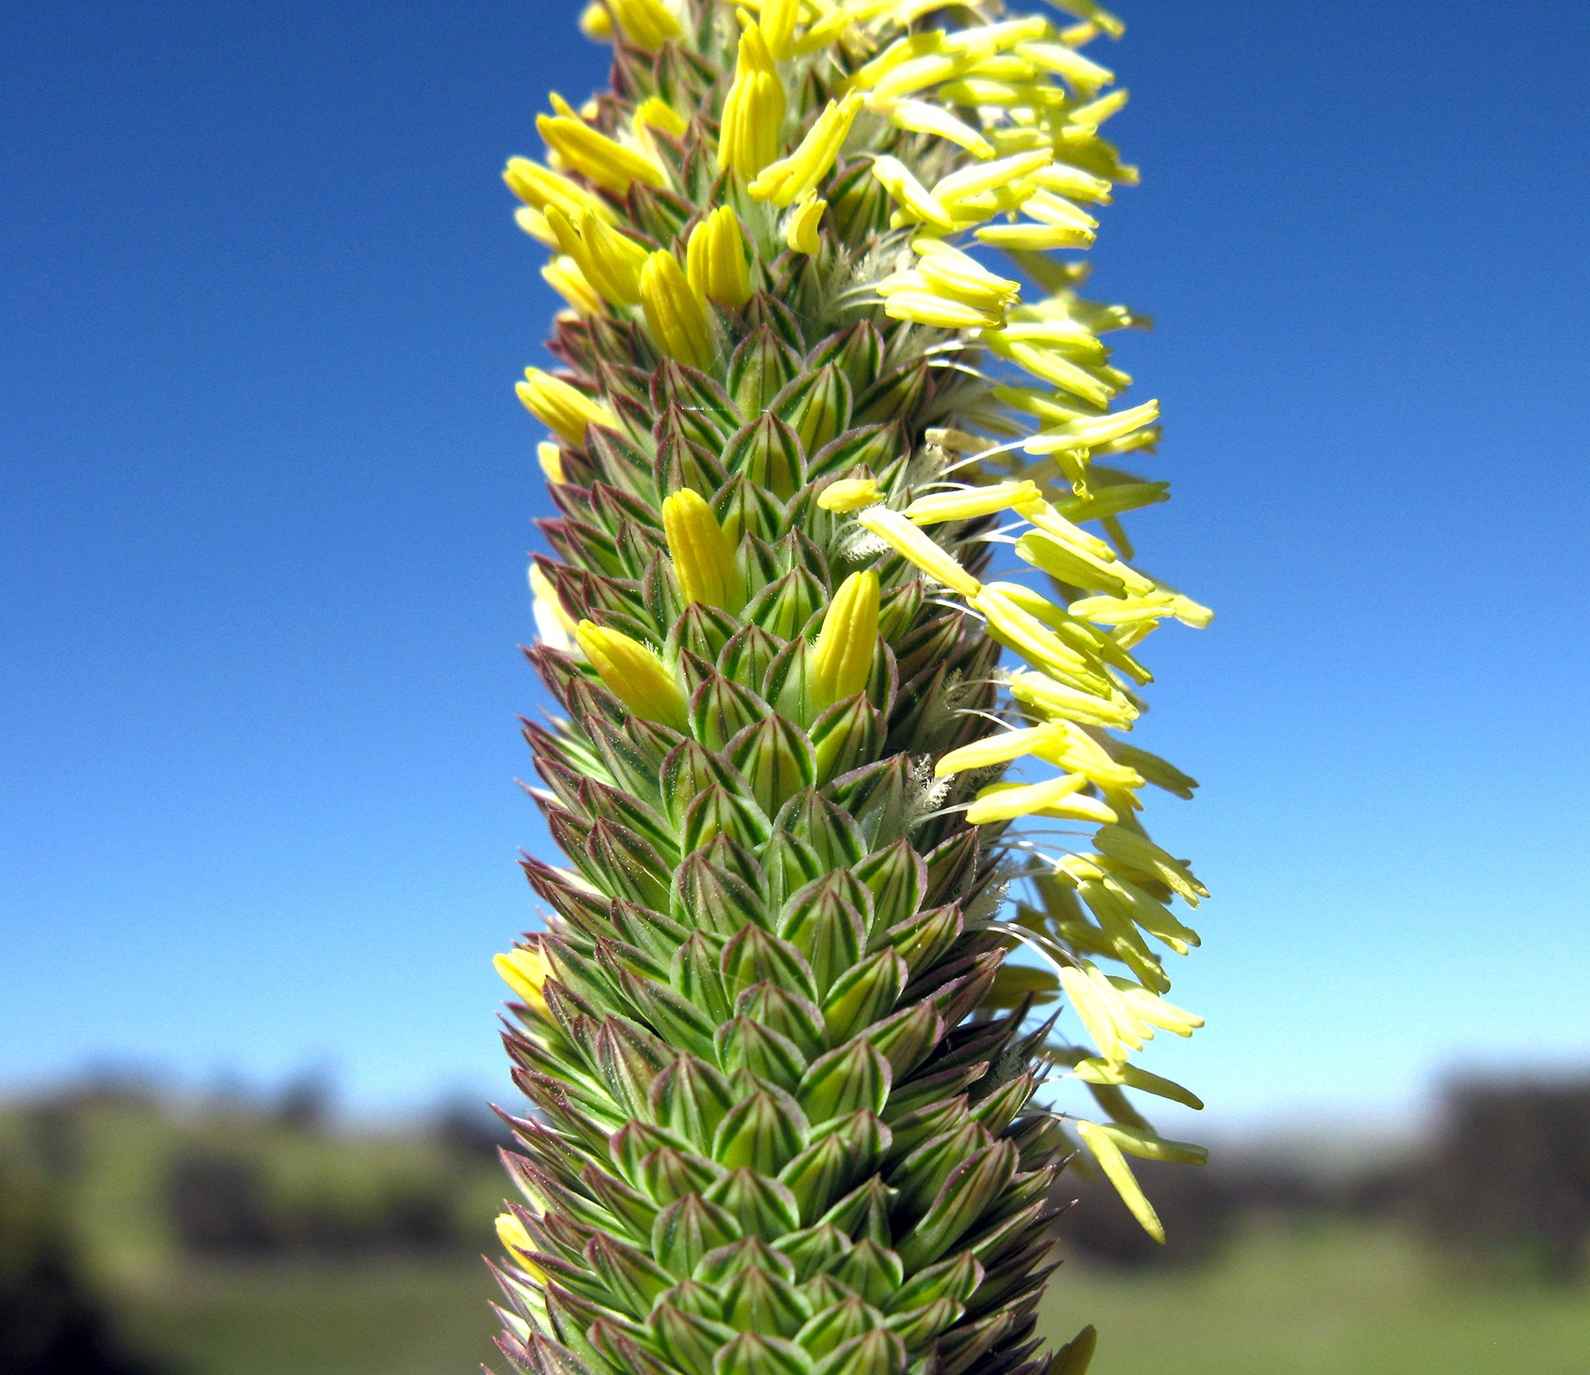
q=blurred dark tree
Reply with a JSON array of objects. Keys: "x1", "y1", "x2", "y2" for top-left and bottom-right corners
[
  {"x1": 0, "y1": 1161, "x2": 171, "y2": 1374},
  {"x1": 1057, "y1": 1156, "x2": 1236, "y2": 1269},
  {"x1": 272, "y1": 1070, "x2": 333, "y2": 1132},
  {"x1": 1418, "y1": 1076, "x2": 1590, "y2": 1282},
  {"x1": 165, "y1": 1149, "x2": 276, "y2": 1256},
  {"x1": 433, "y1": 1098, "x2": 513, "y2": 1162},
  {"x1": 21, "y1": 1103, "x2": 85, "y2": 1184},
  {"x1": 1055, "y1": 1148, "x2": 1336, "y2": 1269}
]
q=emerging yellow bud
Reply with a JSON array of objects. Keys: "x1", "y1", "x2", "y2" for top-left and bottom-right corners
[
  {"x1": 856, "y1": 505, "x2": 981, "y2": 598},
  {"x1": 529, "y1": 564, "x2": 577, "y2": 653},
  {"x1": 809, "y1": 570, "x2": 880, "y2": 708},
  {"x1": 785, "y1": 197, "x2": 827, "y2": 256},
  {"x1": 605, "y1": 0, "x2": 683, "y2": 50},
  {"x1": 685, "y1": 208, "x2": 753, "y2": 310},
  {"x1": 661, "y1": 489, "x2": 741, "y2": 611},
  {"x1": 546, "y1": 206, "x2": 648, "y2": 307},
  {"x1": 493, "y1": 945, "x2": 552, "y2": 1013},
  {"x1": 574, "y1": 620, "x2": 689, "y2": 730},
  {"x1": 516, "y1": 368, "x2": 617, "y2": 446},
  {"x1": 639, "y1": 250, "x2": 714, "y2": 369},
  {"x1": 748, "y1": 92, "x2": 864, "y2": 207},
  {"x1": 759, "y1": 0, "x2": 800, "y2": 60},
  {"x1": 494, "y1": 1211, "x2": 548, "y2": 1281},
  {"x1": 536, "y1": 110, "x2": 667, "y2": 197},
  {"x1": 577, "y1": 3, "x2": 613, "y2": 41},
  {"x1": 817, "y1": 475, "x2": 881, "y2": 512},
  {"x1": 536, "y1": 442, "x2": 565, "y2": 486},
  {"x1": 502, "y1": 156, "x2": 615, "y2": 225},
  {"x1": 718, "y1": 28, "x2": 786, "y2": 180},
  {"x1": 634, "y1": 95, "x2": 688, "y2": 139},
  {"x1": 541, "y1": 255, "x2": 602, "y2": 316}
]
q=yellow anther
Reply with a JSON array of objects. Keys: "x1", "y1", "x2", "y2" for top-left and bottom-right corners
[
  {"x1": 875, "y1": 97, "x2": 995, "y2": 159},
  {"x1": 578, "y1": 3, "x2": 614, "y2": 41},
  {"x1": 541, "y1": 256, "x2": 603, "y2": 316},
  {"x1": 856, "y1": 505, "x2": 981, "y2": 598},
  {"x1": 904, "y1": 480, "x2": 1041, "y2": 525},
  {"x1": 1008, "y1": 669, "x2": 1138, "y2": 729},
  {"x1": 871, "y1": 155, "x2": 956, "y2": 230},
  {"x1": 1076, "y1": 1121, "x2": 1164, "y2": 1244},
  {"x1": 966, "y1": 774, "x2": 1116, "y2": 825}
]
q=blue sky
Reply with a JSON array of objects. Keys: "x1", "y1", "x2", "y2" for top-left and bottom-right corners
[{"x1": 3, "y1": 1, "x2": 1588, "y2": 1136}]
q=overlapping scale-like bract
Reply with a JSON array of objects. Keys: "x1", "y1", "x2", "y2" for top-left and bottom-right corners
[{"x1": 494, "y1": 3, "x2": 1210, "y2": 1372}]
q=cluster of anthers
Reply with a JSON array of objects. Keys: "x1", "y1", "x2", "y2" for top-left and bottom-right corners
[{"x1": 492, "y1": 2, "x2": 1213, "y2": 1371}]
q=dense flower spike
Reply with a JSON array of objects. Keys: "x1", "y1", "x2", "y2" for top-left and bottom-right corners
[{"x1": 493, "y1": 3, "x2": 1209, "y2": 1373}]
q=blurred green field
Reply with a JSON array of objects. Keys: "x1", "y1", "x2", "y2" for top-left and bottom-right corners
[
  {"x1": 1, "y1": 1095, "x2": 507, "y2": 1289},
  {"x1": 107, "y1": 1221, "x2": 1590, "y2": 1375},
  {"x1": 12, "y1": 1094, "x2": 1587, "y2": 1374}
]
